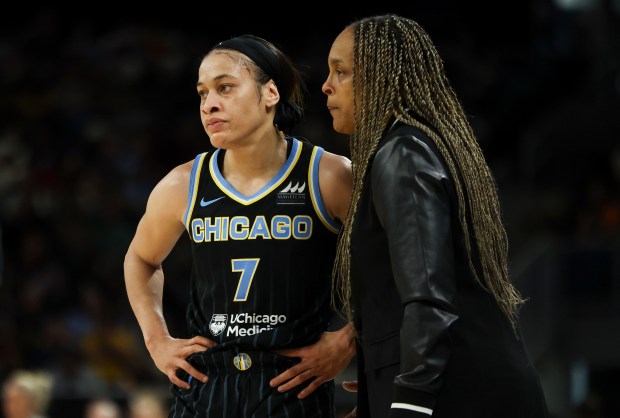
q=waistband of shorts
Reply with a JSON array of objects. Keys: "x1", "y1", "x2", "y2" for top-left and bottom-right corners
[{"x1": 187, "y1": 349, "x2": 299, "y2": 374}]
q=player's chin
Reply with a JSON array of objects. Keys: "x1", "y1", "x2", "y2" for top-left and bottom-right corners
[{"x1": 208, "y1": 134, "x2": 230, "y2": 149}]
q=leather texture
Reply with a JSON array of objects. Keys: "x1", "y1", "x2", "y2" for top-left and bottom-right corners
[{"x1": 350, "y1": 122, "x2": 548, "y2": 417}]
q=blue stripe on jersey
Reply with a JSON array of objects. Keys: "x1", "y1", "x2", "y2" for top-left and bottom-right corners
[
  {"x1": 309, "y1": 147, "x2": 341, "y2": 233},
  {"x1": 209, "y1": 138, "x2": 302, "y2": 205},
  {"x1": 184, "y1": 152, "x2": 208, "y2": 229}
]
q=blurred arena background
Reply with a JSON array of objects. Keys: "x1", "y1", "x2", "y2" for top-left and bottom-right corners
[{"x1": 1, "y1": 1, "x2": 619, "y2": 417}]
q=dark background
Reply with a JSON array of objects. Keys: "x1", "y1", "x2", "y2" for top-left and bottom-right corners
[{"x1": 1, "y1": 1, "x2": 619, "y2": 417}]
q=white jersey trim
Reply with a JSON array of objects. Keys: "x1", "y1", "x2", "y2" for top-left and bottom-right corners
[{"x1": 391, "y1": 402, "x2": 433, "y2": 415}]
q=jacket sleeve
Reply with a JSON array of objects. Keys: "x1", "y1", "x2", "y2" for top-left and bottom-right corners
[{"x1": 370, "y1": 132, "x2": 459, "y2": 417}]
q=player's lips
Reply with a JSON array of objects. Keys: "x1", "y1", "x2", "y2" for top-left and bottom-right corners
[{"x1": 206, "y1": 118, "x2": 226, "y2": 130}]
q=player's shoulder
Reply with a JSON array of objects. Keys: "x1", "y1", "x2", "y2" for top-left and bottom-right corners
[
  {"x1": 319, "y1": 150, "x2": 351, "y2": 177},
  {"x1": 291, "y1": 136, "x2": 351, "y2": 176},
  {"x1": 150, "y1": 156, "x2": 203, "y2": 204},
  {"x1": 161, "y1": 159, "x2": 195, "y2": 189}
]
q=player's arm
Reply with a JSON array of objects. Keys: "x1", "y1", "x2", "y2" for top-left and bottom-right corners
[
  {"x1": 270, "y1": 150, "x2": 356, "y2": 398},
  {"x1": 124, "y1": 161, "x2": 214, "y2": 389}
]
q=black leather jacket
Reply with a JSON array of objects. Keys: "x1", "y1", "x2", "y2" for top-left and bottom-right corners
[{"x1": 350, "y1": 122, "x2": 548, "y2": 417}]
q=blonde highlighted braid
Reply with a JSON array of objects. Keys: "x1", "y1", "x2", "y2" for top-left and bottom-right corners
[{"x1": 332, "y1": 14, "x2": 524, "y2": 329}]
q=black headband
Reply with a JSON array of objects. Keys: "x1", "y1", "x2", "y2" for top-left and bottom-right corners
[
  {"x1": 211, "y1": 36, "x2": 289, "y2": 96},
  {"x1": 210, "y1": 35, "x2": 302, "y2": 131}
]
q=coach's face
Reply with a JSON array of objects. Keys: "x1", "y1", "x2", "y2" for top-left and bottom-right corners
[{"x1": 322, "y1": 27, "x2": 355, "y2": 136}]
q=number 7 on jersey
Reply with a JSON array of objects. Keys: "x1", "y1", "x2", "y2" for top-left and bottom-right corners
[{"x1": 232, "y1": 258, "x2": 260, "y2": 302}]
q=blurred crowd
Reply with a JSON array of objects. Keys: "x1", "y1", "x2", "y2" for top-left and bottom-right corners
[
  {"x1": 1, "y1": 2, "x2": 619, "y2": 417},
  {"x1": 3, "y1": 369, "x2": 167, "y2": 418}
]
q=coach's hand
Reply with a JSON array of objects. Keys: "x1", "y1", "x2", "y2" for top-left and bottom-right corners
[
  {"x1": 147, "y1": 335, "x2": 215, "y2": 389},
  {"x1": 270, "y1": 323, "x2": 355, "y2": 398}
]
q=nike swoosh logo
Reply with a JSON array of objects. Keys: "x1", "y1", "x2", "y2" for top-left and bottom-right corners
[{"x1": 200, "y1": 196, "x2": 225, "y2": 207}]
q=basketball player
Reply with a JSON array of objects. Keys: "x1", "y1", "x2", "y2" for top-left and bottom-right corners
[{"x1": 124, "y1": 35, "x2": 354, "y2": 417}]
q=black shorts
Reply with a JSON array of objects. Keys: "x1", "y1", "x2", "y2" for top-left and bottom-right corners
[{"x1": 169, "y1": 350, "x2": 335, "y2": 418}]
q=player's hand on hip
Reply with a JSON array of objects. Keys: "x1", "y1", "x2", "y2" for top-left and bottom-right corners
[
  {"x1": 270, "y1": 323, "x2": 355, "y2": 398},
  {"x1": 147, "y1": 335, "x2": 215, "y2": 389}
]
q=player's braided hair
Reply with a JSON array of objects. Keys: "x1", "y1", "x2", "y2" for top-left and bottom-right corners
[{"x1": 332, "y1": 14, "x2": 525, "y2": 329}]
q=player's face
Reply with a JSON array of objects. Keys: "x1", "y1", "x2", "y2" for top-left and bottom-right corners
[
  {"x1": 322, "y1": 27, "x2": 355, "y2": 135},
  {"x1": 197, "y1": 51, "x2": 278, "y2": 149}
]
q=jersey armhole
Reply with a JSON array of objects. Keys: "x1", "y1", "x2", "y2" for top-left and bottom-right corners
[
  {"x1": 183, "y1": 152, "x2": 208, "y2": 230},
  {"x1": 308, "y1": 147, "x2": 341, "y2": 234}
]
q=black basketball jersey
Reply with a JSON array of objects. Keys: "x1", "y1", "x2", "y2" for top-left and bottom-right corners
[{"x1": 183, "y1": 137, "x2": 340, "y2": 352}]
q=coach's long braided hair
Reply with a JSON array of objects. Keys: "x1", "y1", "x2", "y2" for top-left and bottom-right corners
[{"x1": 333, "y1": 14, "x2": 525, "y2": 329}]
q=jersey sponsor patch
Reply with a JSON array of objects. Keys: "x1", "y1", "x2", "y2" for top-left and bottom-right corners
[
  {"x1": 209, "y1": 312, "x2": 288, "y2": 337},
  {"x1": 209, "y1": 314, "x2": 227, "y2": 336},
  {"x1": 277, "y1": 180, "x2": 306, "y2": 205}
]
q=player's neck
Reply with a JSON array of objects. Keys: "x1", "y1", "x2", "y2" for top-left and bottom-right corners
[{"x1": 221, "y1": 132, "x2": 288, "y2": 195}]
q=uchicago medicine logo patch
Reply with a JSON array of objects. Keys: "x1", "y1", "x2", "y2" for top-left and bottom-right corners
[{"x1": 209, "y1": 314, "x2": 227, "y2": 336}]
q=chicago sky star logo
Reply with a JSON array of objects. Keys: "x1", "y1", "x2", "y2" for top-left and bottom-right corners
[{"x1": 277, "y1": 180, "x2": 306, "y2": 205}]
